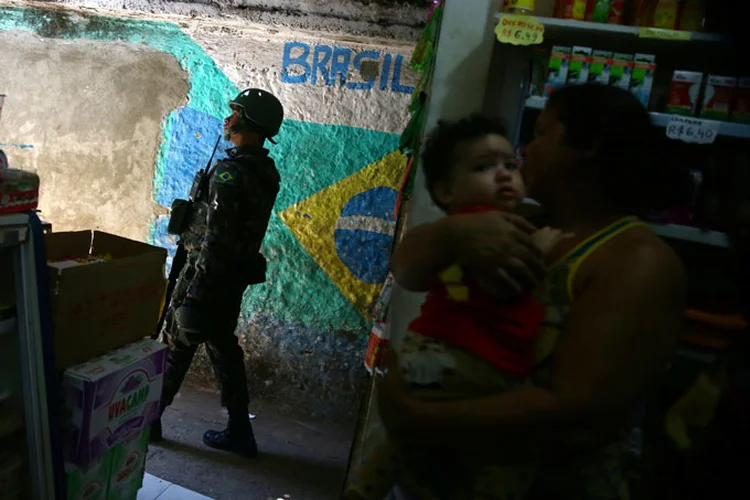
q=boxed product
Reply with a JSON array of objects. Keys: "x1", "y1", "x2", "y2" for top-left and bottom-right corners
[
  {"x1": 107, "y1": 429, "x2": 150, "y2": 500},
  {"x1": 567, "y1": 46, "x2": 593, "y2": 85},
  {"x1": 653, "y1": 0, "x2": 679, "y2": 29},
  {"x1": 63, "y1": 338, "x2": 167, "y2": 465},
  {"x1": 45, "y1": 230, "x2": 167, "y2": 369},
  {"x1": 700, "y1": 75, "x2": 737, "y2": 121},
  {"x1": 608, "y1": 53, "x2": 634, "y2": 91},
  {"x1": 66, "y1": 454, "x2": 110, "y2": 500},
  {"x1": 630, "y1": 54, "x2": 657, "y2": 108},
  {"x1": 667, "y1": 70, "x2": 703, "y2": 116},
  {"x1": 730, "y1": 77, "x2": 750, "y2": 124},
  {"x1": 0, "y1": 168, "x2": 39, "y2": 215},
  {"x1": 544, "y1": 46, "x2": 572, "y2": 96},
  {"x1": 589, "y1": 50, "x2": 613, "y2": 85},
  {"x1": 65, "y1": 428, "x2": 150, "y2": 500}
]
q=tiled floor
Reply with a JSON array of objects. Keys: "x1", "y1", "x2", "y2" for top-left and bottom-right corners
[{"x1": 138, "y1": 473, "x2": 213, "y2": 500}]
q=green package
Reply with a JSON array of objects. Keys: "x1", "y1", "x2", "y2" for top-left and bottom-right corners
[
  {"x1": 108, "y1": 428, "x2": 150, "y2": 500},
  {"x1": 66, "y1": 455, "x2": 111, "y2": 500}
]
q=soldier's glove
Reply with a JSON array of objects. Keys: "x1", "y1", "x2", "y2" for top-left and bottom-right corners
[{"x1": 175, "y1": 298, "x2": 210, "y2": 345}]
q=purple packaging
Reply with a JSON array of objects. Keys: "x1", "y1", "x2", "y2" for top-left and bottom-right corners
[{"x1": 63, "y1": 338, "x2": 167, "y2": 465}]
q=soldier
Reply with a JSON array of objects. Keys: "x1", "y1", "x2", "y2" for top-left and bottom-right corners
[{"x1": 152, "y1": 89, "x2": 283, "y2": 459}]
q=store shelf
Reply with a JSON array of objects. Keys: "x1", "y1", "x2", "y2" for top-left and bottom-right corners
[
  {"x1": 495, "y1": 13, "x2": 728, "y2": 44},
  {"x1": 0, "y1": 214, "x2": 29, "y2": 248},
  {"x1": 525, "y1": 97, "x2": 750, "y2": 139},
  {"x1": 648, "y1": 223, "x2": 730, "y2": 248}
]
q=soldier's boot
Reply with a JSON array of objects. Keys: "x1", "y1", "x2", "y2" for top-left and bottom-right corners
[{"x1": 203, "y1": 408, "x2": 258, "y2": 459}]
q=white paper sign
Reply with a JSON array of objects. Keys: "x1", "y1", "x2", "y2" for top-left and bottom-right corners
[{"x1": 666, "y1": 116, "x2": 720, "y2": 144}]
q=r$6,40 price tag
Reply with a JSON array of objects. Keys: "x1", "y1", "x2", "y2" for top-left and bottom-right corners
[
  {"x1": 495, "y1": 15, "x2": 545, "y2": 46},
  {"x1": 665, "y1": 116, "x2": 720, "y2": 145}
]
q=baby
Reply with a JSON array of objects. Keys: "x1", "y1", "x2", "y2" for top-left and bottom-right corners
[{"x1": 345, "y1": 116, "x2": 563, "y2": 500}]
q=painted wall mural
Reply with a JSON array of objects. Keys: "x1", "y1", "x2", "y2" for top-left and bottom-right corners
[{"x1": 0, "y1": 5, "x2": 414, "y2": 337}]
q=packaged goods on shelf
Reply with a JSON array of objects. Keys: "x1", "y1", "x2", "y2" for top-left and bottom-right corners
[
  {"x1": 0, "y1": 168, "x2": 39, "y2": 215},
  {"x1": 585, "y1": 0, "x2": 612, "y2": 23},
  {"x1": 567, "y1": 46, "x2": 593, "y2": 85},
  {"x1": 630, "y1": 54, "x2": 657, "y2": 108},
  {"x1": 608, "y1": 0, "x2": 625, "y2": 23},
  {"x1": 678, "y1": 0, "x2": 706, "y2": 31},
  {"x1": 62, "y1": 338, "x2": 167, "y2": 465},
  {"x1": 544, "y1": 46, "x2": 572, "y2": 96},
  {"x1": 504, "y1": 0, "x2": 535, "y2": 15},
  {"x1": 700, "y1": 75, "x2": 737, "y2": 122},
  {"x1": 535, "y1": 0, "x2": 556, "y2": 17},
  {"x1": 653, "y1": 0, "x2": 679, "y2": 29},
  {"x1": 667, "y1": 70, "x2": 703, "y2": 116},
  {"x1": 730, "y1": 77, "x2": 750, "y2": 124},
  {"x1": 609, "y1": 52, "x2": 634, "y2": 91},
  {"x1": 560, "y1": 0, "x2": 587, "y2": 20},
  {"x1": 588, "y1": 50, "x2": 613, "y2": 85}
]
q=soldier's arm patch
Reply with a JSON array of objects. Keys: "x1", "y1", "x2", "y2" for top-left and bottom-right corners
[{"x1": 214, "y1": 166, "x2": 237, "y2": 185}]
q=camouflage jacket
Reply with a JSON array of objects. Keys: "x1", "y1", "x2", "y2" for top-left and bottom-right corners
[{"x1": 180, "y1": 146, "x2": 280, "y2": 302}]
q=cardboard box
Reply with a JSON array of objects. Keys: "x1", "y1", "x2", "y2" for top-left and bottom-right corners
[
  {"x1": 45, "y1": 230, "x2": 167, "y2": 369},
  {"x1": 108, "y1": 429, "x2": 150, "y2": 500},
  {"x1": 701, "y1": 75, "x2": 737, "y2": 121},
  {"x1": 730, "y1": 77, "x2": 750, "y2": 124},
  {"x1": 630, "y1": 54, "x2": 657, "y2": 108},
  {"x1": 63, "y1": 339, "x2": 167, "y2": 465},
  {"x1": 566, "y1": 46, "x2": 593, "y2": 85},
  {"x1": 66, "y1": 454, "x2": 110, "y2": 500},
  {"x1": 65, "y1": 428, "x2": 150, "y2": 500}
]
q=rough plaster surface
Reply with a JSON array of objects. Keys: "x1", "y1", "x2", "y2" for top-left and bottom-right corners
[
  {"x1": 41, "y1": 0, "x2": 427, "y2": 39},
  {"x1": 0, "y1": 29, "x2": 188, "y2": 241}
]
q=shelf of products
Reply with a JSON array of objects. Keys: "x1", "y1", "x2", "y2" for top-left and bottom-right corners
[{"x1": 526, "y1": 96, "x2": 750, "y2": 139}]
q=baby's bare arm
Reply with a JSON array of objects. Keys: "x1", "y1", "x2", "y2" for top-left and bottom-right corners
[{"x1": 530, "y1": 227, "x2": 565, "y2": 256}]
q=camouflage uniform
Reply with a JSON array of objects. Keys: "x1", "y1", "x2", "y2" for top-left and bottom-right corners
[{"x1": 159, "y1": 145, "x2": 280, "y2": 411}]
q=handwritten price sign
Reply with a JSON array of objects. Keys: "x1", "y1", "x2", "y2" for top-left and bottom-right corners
[
  {"x1": 495, "y1": 15, "x2": 545, "y2": 46},
  {"x1": 666, "y1": 116, "x2": 720, "y2": 144}
]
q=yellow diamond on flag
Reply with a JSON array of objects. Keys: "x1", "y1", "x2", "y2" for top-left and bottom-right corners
[{"x1": 279, "y1": 151, "x2": 407, "y2": 318}]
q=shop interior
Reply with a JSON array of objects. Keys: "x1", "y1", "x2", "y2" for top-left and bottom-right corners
[{"x1": 2, "y1": 0, "x2": 750, "y2": 499}]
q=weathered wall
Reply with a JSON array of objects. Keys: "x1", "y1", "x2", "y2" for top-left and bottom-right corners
[{"x1": 0, "y1": 0, "x2": 421, "y2": 418}]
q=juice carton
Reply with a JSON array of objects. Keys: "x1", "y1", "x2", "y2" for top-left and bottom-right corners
[
  {"x1": 730, "y1": 77, "x2": 750, "y2": 124},
  {"x1": 630, "y1": 54, "x2": 657, "y2": 108},
  {"x1": 700, "y1": 75, "x2": 737, "y2": 121},
  {"x1": 566, "y1": 46, "x2": 593, "y2": 85},
  {"x1": 544, "y1": 46, "x2": 572, "y2": 97},
  {"x1": 66, "y1": 455, "x2": 111, "y2": 500},
  {"x1": 667, "y1": 71, "x2": 703, "y2": 116},
  {"x1": 108, "y1": 428, "x2": 150, "y2": 500},
  {"x1": 588, "y1": 50, "x2": 613, "y2": 85},
  {"x1": 608, "y1": 53, "x2": 634, "y2": 91},
  {"x1": 63, "y1": 338, "x2": 168, "y2": 465}
]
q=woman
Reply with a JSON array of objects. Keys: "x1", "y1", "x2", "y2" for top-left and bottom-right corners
[{"x1": 379, "y1": 84, "x2": 687, "y2": 499}]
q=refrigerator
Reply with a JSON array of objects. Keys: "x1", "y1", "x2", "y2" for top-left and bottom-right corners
[{"x1": 1, "y1": 211, "x2": 65, "y2": 499}]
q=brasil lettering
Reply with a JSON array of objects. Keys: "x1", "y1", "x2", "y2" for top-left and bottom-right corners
[
  {"x1": 281, "y1": 41, "x2": 414, "y2": 94},
  {"x1": 108, "y1": 385, "x2": 150, "y2": 421}
]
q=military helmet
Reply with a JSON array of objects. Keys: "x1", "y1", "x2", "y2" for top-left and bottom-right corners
[{"x1": 229, "y1": 89, "x2": 284, "y2": 140}]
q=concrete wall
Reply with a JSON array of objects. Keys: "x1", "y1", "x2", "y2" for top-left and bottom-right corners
[{"x1": 0, "y1": 0, "x2": 421, "y2": 418}]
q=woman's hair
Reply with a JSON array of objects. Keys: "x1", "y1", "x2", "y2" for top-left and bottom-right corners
[
  {"x1": 421, "y1": 115, "x2": 509, "y2": 211},
  {"x1": 546, "y1": 84, "x2": 693, "y2": 215}
]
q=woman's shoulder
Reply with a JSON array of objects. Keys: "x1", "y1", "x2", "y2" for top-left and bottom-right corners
[{"x1": 576, "y1": 225, "x2": 685, "y2": 295}]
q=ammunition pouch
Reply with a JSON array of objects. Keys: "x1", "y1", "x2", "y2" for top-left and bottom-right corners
[{"x1": 167, "y1": 199, "x2": 192, "y2": 236}]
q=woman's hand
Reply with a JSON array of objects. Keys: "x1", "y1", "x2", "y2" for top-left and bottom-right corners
[
  {"x1": 453, "y1": 211, "x2": 546, "y2": 299},
  {"x1": 390, "y1": 211, "x2": 545, "y2": 298}
]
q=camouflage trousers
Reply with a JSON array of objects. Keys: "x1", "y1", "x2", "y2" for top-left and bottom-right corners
[{"x1": 158, "y1": 254, "x2": 250, "y2": 411}]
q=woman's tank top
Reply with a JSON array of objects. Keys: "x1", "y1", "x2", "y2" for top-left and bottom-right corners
[{"x1": 528, "y1": 216, "x2": 647, "y2": 500}]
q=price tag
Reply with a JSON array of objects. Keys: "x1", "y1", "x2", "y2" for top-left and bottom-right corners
[
  {"x1": 638, "y1": 27, "x2": 692, "y2": 41},
  {"x1": 495, "y1": 15, "x2": 545, "y2": 46},
  {"x1": 665, "y1": 116, "x2": 720, "y2": 144}
]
